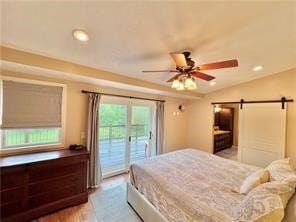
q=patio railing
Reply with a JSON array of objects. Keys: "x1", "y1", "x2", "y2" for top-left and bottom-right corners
[
  {"x1": 99, "y1": 124, "x2": 149, "y2": 175},
  {"x1": 1, "y1": 128, "x2": 60, "y2": 148},
  {"x1": 99, "y1": 124, "x2": 148, "y2": 143}
]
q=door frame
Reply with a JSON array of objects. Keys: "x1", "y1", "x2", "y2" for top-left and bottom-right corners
[{"x1": 99, "y1": 96, "x2": 156, "y2": 178}]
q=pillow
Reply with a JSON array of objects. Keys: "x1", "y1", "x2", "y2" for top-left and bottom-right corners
[
  {"x1": 233, "y1": 185, "x2": 284, "y2": 222},
  {"x1": 239, "y1": 169, "x2": 270, "y2": 194},
  {"x1": 266, "y1": 158, "x2": 296, "y2": 181},
  {"x1": 258, "y1": 181, "x2": 295, "y2": 208}
]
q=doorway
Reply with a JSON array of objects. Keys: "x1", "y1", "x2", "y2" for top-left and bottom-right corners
[
  {"x1": 213, "y1": 104, "x2": 239, "y2": 160},
  {"x1": 98, "y1": 96, "x2": 156, "y2": 178}
]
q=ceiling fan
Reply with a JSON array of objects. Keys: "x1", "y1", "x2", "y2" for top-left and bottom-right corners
[{"x1": 142, "y1": 51, "x2": 238, "y2": 90}]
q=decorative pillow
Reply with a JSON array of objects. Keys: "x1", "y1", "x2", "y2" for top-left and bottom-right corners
[
  {"x1": 258, "y1": 181, "x2": 295, "y2": 208},
  {"x1": 233, "y1": 185, "x2": 284, "y2": 222},
  {"x1": 286, "y1": 175, "x2": 296, "y2": 188},
  {"x1": 239, "y1": 169, "x2": 270, "y2": 194},
  {"x1": 266, "y1": 158, "x2": 296, "y2": 181}
]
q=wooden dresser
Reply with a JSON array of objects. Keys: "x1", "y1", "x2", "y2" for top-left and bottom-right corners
[{"x1": 0, "y1": 149, "x2": 89, "y2": 222}]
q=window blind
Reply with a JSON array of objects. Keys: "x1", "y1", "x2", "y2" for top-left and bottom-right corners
[{"x1": 1, "y1": 80, "x2": 63, "y2": 129}]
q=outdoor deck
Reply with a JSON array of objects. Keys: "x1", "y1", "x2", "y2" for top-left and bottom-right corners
[{"x1": 100, "y1": 137, "x2": 147, "y2": 175}]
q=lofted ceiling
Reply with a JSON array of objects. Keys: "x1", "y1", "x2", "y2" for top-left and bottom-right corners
[{"x1": 1, "y1": 1, "x2": 295, "y2": 93}]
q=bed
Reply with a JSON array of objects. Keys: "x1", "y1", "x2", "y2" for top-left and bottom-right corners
[{"x1": 127, "y1": 149, "x2": 296, "y2": 222}]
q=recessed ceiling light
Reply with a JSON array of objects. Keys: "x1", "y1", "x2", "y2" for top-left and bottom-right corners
[
  {"x1": 72, "y1": 29, "x2": 89, "y2": 42},
  {"x1": 253, "y1": 65, "x2": 263, "y2": 71},
  {"x1": 210, "y1": 81, "x2": 216, "y2": 86}
]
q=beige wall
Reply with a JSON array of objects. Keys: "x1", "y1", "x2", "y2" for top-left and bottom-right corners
[
  {"x1": 1, "y1": 70, "x2": 189, "y2": 154},
  {"x1": 2, "y1": 68, "x2": 295, "y2": 166},
  {"x1": 187, "y1": 68, "x2": 296, "y2": 166}
]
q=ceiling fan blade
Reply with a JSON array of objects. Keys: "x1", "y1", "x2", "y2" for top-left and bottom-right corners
[
  {"x1": 167, "y1": 74, "x2": 182, "y2": 82},
  {"x1": 198, "y1": 59, "x2": 238, "y2": 71},
  {"x1": 170, "y1": 53, "x2": 188, "y2": 68},
  {"x1": 191, "y1": 71, "x2": 215, "y2": 81},
  {"x1": 142, "y1": 70, "x2": 177, "y2": 73}
]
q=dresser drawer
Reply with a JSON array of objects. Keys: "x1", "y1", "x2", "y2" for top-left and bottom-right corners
[
  {"x1": 28, "y1": 172, "x2": 84, "y2": 195},
  {"x1": 28, "y1": 183, "x2": 84, "y2": 208},
  {"x1": 0, "y1": 200, "x2": 23, "y2": 218},
  {"x1": 1, "y1": 167, "x2": 25, "y2": 190},
  {"x1": 29, "y1": 162, "x2": 85, "y2": 182},
  {"x1": 0, "y1": 186, "x2": 24, "y2": 204}
]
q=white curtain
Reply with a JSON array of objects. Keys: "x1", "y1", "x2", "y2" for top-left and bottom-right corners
[
  {"x1": 155, "y1": 101, "x2": 165, "y2": 155},
  {"x1": 87, "y1": 93, "x2": 102, "y2": 188}
]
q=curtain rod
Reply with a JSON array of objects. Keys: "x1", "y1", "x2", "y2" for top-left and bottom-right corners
[
  {"x1": 211, "y1": 97, "x2": 294, "y2": 109},
  {"x1": 81, "y1": 90, "x2": 165, "y2": 103}
]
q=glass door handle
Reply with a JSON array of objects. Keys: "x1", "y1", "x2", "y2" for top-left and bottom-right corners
[
  {"x1": 129, "y1": 136, "x2": 131, "y2": 142},
  {"x1": 149, "y1": 131, "x2": 152, "y2": 140}
]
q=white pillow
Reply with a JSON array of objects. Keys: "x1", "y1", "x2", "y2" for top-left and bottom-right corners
[
  {"x1": 266, "y1": 158, "x2": 296, "y2": 181},
  {"x1": 239, "y1": 169, "x2": 270, "y2": 194}
]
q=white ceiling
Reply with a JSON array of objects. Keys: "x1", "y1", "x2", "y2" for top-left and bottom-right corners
[{"x1": 1, "y1": 1, "x2": 296, "y2": 93}]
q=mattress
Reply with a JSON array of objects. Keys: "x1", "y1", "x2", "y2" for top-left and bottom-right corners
[{"x1": 130, "y1": 149, "x2": 260, "y2": 222}]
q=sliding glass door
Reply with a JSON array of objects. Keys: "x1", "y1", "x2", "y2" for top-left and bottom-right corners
[
  {"x1": 99, "y1": 97, "x2": 155, "y2": 178},
  {"x1": 99, "y1": 103, "x2": 127, "y2": 176},
  {"x1": 130, "y1": 104, "x2": 154, "y2": 164}
]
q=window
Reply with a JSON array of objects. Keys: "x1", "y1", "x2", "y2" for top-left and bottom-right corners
[
  {"x1": 1, "y1": 128, "x2": 61, "y2": 149},
  {"x1": 0, "y1": 77, "x2": 66, "y2": 152}
]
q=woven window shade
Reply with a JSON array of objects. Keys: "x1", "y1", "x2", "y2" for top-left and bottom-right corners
[{"x1": 1, "y1": 80, "x2": 63, "y2": 129}]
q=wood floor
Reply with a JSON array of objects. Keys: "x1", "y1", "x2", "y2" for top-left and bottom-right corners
[{"x1": 36, "y1": 173, "x2": 129, "y2": 222}]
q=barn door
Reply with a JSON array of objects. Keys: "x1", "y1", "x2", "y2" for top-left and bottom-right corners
[{"x1": 238, "y1": 103, "x2": 286, "y2": 167}]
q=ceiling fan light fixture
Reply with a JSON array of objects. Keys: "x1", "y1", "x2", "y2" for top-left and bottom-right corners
[
  {"x1": 143, "y1": 53, "x2": 238, "y2": 90},
  {"x1": 176, "y1": 82, "x2": 185, "y2": 91},
  {"x1": 184, "y1": 76, "x2": 197, "y2": 90},
  {"x1": 171, "y1": 79, "x2": 180, "y2": 89},
  {"x1": 184, "y1": 77, "x2": 194, "y2": 88},
  {"x1": 187, "y1": 80, "x2": 197, "y2": 90}
]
